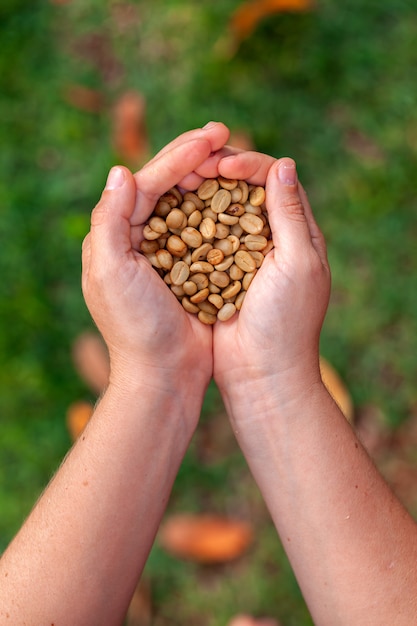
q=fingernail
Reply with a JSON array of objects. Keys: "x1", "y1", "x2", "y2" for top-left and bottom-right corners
[
  {"x1": 278, "y1": 161, "x2": 297, "y2": 186},
  {"x1": 105, "y1": 166, "x2": 125, "y2": 190},
  {"x1": 202, "y1": 121, "x2": 217, "y2": 129}
]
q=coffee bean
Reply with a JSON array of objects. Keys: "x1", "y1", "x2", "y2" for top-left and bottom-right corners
[
  {"x1": 197, "y1": 178, "x2": 219, "y2": 200},
  {"x1": 139, "y1": 176, "x2": 273, "y2": 323},
  {"x1": 217, "y1": 302, "x2": 237, "y2": 321},
  {"x1": 198, "y1": 310, "x2": 217, "y2": 325},
  {"x1": 239, "y1": 213, "x2": 264, "y2": 235},
  {"x1": 170, "y1": 261, "x2": 190, "y2": 286},
  {"x1": 234, "y1": 250, "x2": 257, "y2": 273},
  {"x1": 211, "y1": 189, "x2": 232, "y2": 214},
  {"x1": 249, "y1": 186, "x2": 266, "y2": 207},
  {"x1": 181, "y1": 227, "x2": 203, "y2": 249}
]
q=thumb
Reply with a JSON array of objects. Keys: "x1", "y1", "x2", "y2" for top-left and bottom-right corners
[
  {"x1": 266, "y1": 158, "x2": 313, "y2": 256},
  {"x1": 89, "y1": 166, "x2": 137, "y2": 266}
]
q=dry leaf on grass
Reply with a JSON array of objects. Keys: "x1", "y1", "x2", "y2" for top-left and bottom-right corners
[
  {"x1": 63, "y1": 84, "x2": 104, "y2": 113},
  {"x1": 354, "y1": 404, "x2": 392, "y2": 459},
  {"x1": 230, "y1": 0, "x2": 313, "y2": 41},
  {"x1": 228, "y1": 616, "x2": 281, "y2": 626},
  {"x1": 320, "y1": 357, "x2": 354, "y2": 423},
  {"x1": 112, "y1": 91, "x2": 150, "y2": 166},
  {"x1": 66, "y1": 400, "x2": 94, "y2": 440},
  {"x1": 72, "y1": 331, "x2": 110, "y2": 396},
  {"x1": 126, "y1": 578, "x2": 152, "y2": 626},
  {"x1": 228, "y1": 129, "x2": 256, "y2": 152},
  {"x1": 158, "y1": 513, "x2": 253, "y2": 564}
]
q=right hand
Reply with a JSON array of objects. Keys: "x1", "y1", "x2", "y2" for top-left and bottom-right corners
[{"x1": 213, "y1": 153, "x2": 331, "y2": 419}]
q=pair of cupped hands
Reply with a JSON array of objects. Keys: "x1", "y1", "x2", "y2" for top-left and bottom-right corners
[{"x1": 82, "y1": 122, "x2": 330, "y2": 415}]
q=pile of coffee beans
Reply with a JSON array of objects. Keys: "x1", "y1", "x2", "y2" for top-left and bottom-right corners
[{"x1": 140, "y1": 177, "x2": 273, "y2": 324}]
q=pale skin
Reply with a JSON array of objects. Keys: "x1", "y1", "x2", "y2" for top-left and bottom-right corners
[{"x1": 1, "y1": 122, "x2": 417, "y2": 625}]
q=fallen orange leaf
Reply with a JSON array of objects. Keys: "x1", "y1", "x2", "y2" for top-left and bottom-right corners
[
  {"x1": 71, "y1": 332, "x2": 110, "y2": 396},
  {"x1": 230, "y1": 0, "x2": 313, "y2": 42},
  {"x1": 158, "y1": 514, "x2": 253, "y2": 564},
  {"x1": 126, "y1": 577, "x2": 152, "y2": 626},
  {"x1": 112, "y1": 91, "x2": 150, "y2": 166},
  {"x1": 64, "y1": 84, "x2": 104, "y2": 113},
  {"x1": 228, "y1": 616, "x2": 281, "y2": 626},
  {"x1": 229, "y1": 129, "x2": 256, "y2": 152},
  {"x1": 66, "y1": 400, "x2": 94, "y2": 440},
  {"x1": 320, "y1": 357, "x2": 354, "y2": 423}
]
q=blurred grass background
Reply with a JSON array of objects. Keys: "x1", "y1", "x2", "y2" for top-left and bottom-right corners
[{"x1": 1, "y1": 0, "x2": 417, "y2": 624}]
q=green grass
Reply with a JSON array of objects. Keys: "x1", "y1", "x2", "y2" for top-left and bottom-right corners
[{"x1": 2, "y1": 0, "x2": 417, "y2": 623}]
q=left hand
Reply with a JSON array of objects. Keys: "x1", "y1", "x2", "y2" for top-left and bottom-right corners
[{"x1": 82, "y1": 123, "x2": 230, "y2": 396}]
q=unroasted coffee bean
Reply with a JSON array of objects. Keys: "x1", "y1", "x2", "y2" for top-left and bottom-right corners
[
  {"x1": 183, "y1": 280, "x2": 198, "y2": 296},
  {"x1": 188, "y1": 210, "x2": 203, "y2": 228},
  {"x1": 214, "y1": 255, "x2": 234, "y2": 272},
  {"x1": 217, "y1": 302, "x2": 237, "y2": 321},
  {"x1": 242, "y1": 271, "x2": 256, "y2": 291},
  {"x1": 190, "y1": 272, "x2": 209, "y2": 291},
  {"x1": 198, "y1": 300, "x2": 218, "y2": 315},
  {"x1": 234, "y1": 250, "x2": 257, "y2": 273},
  {"x1": 166, "y1": 209, "x2": 187, "y2": 230},
  {"x1": 156, "y1": 249, "x2": 174, "y2": 270},
  {"x1": 170, "y1": 261, "x2": 190, "y2": 286},
  {"x1": 218, "y1": 176, "x2": 238, "y2": 190},
  {"x1": 239, "y1": 213, "x2": 264, "y2": 236},
  {"x1": 249, "y1": 186, "x2": 266, "y2": 207},
  {"x1": 191, "y1": 243, "x2": 213, "y2": 262},
  {"x1": 209, "y1": 270, "x2": 230, "y2": 289},
  {"x1": 143, "y1": 225, "x2": 160, "y2": 241},
  {"x1": 181, "y1": 227, "x2": 203, "y2": 248},
  {"x1": 182, "y1": 297, "x2": 199, "y2": 314},
  {"x1": 166, "y1": 235, "x2": 187, "y2": 257},
  {"x1": 197, "y1": 178, "x2": 219, "y2": 200},
  {"x1": 226, "y1": 203, "x2": 245, "y2": 217},
  {"x1": 190, "y1": 261, "x2": 214, "y2": 274},
  {"x1": 200, "y1": 217, "x2": 217, "y2": 240},
  {"x1": 245, "y1": 234, "x2": 268, "y2": 251},
  {"x1": 235, "y1": 290, "x2": 246, "y2": 310},
  {"x1": 221, "y1": 280, "x2": 241, "y2": 300},
  {"x1": 208, "y1": 293, "x2": 224, "y2": 309},
  {"x1": 206, "y1": 248, "x2": 225, "y2": 266},
  {"x1": 211, "y1": 189, "x2": 232, "y2": 214},
  {"x1": 248, "y1": 251, "x2": 265, "y2": 268},
  {"x1": 149, "y1": 216, "x2": 168, "y2": 234},
  {"x1": 154, "y1": 200, "x2": 171, "y2": 217},
  {"x1": 217, "y1": 212, "x2": 239, "y2": 226},
  {"x1": 190, "y1": 287, "x2": 210, "y2": 304},
  {"x1": 198, "y1": 310, "x2": 217, "y2": 325},
  {"x1": 141, "y1": 239, "x2": 159, "y2": 254},
  {"x1": 229, "y1": 264, "x2": 244, "y2": 281},
  {"x1": 140, "y1": 177, "x2": 273, "y2": 323},
  {"x1": 214, "y1": 238, "x2": 233, "y2": 256}
]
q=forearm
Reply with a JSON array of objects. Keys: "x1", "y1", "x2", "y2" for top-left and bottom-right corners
[
  {"x1": 0, "y1": 378, "x2": 203, "y2": 626},
  {"x1": 222, "y1": 378, "x2": 417, "y2": 625}
]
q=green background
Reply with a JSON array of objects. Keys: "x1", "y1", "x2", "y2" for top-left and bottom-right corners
[{"x1": 1, "y1": 1, "x2": 417, "y2": 623}]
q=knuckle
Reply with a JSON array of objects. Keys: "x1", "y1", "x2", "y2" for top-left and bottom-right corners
[
  {"x1": 280, "y1": 196, "x2": 307, "y2": 223},
  {"x1": 90, "y1": 199, "x2": 110, "y2": 227}
]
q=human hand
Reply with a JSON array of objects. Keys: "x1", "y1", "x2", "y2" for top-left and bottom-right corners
[
  {"x1": 82, "y1": 123, "x2": 230, "y2": 397},
  {"x1": 212, "y1": 151, "x2": 331, "y2": 418}
]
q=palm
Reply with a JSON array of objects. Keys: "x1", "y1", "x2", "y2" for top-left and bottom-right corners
[
  {"x1": 213, "y1": 256, "x2": 282, "y2": 380},
  {"x1": 98, "y1": 250, "x2": 213, "y2": 379}
]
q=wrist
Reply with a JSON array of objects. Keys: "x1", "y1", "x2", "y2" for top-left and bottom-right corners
[
  {"x1": 103, "y1": 364, "x2": 210, "y2": 436},
  {"x1": 220, "y1": 377, "x2": 339, "y2": 470},
  {"x1": 216, "y1": 360, "x2": 324, "y2": 427}
]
